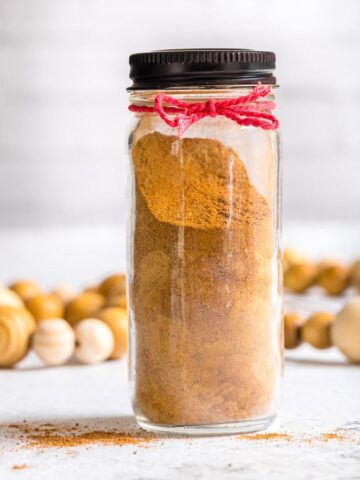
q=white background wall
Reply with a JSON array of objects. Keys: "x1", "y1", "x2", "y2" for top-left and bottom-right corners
[{"x1": 0, "y1": 0, "x2": 359, "y2": 227}]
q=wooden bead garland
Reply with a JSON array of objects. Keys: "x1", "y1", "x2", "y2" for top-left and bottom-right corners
[
  {"x1": 1, "y1": 266, "x2": 359, "y2": 368},
  {"x1": 283, "y1": 249, "x2": 358, "y2": 296},
  {"x1": 284, "y1": 296, "x2": 360, "y2": 363}
]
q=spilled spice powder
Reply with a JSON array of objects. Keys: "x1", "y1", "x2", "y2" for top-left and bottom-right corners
[
  {"x1": 5, "y1": 422, "x2": 360, "y2": 449},
  {"x1": 27, "y1": 430, "x2": 153, "y2": 449},
  {"x1": 319, "y1": 432, "x2": 346, "y2": 442},
  {"x1": 8, "y1": 422, "x2": 155, "y2": 449},
  {"x1": 241, "y1": 433, "x2": 293, "y2": 442},
  {"x1": 130, "y1": 131, "x2": 282, "y2": 426},
  {"x1": 239, "y1": 431, "x2": 359, "y2": 445},
  {"x1": 12, "y1": 464, "x2": 28, "y2": 470}
]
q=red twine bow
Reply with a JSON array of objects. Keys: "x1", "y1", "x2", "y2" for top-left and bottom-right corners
[{"x1": 129, "y1": 84, "x2": 279, "y2": 137}]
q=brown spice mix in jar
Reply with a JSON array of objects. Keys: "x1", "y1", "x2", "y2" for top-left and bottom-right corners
[{"x1": 130, "y1": 129, "x2": 280, "y2": 426}]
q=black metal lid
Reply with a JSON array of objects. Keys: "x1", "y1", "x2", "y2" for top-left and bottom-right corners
[{"x1": 128, "y1": 49, "x2": 276, "y2": 90}]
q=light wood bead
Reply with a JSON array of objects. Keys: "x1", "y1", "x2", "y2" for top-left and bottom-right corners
[
  {"x1": 284, "y1": 312, "x2": 305, "y2": 349},
  {"x1": 65, "y1": 292, "x2": 106, "y2": 326},
  {"x1": 98, "y1": 274, "x2": 126, "y2": 299},
  {"x1": 0, "y1": 307, "x2": 31, "y2": 367},
  {"x1": 51, "y1": 286, "x2": 77, "y2": 307},
  {"x1": 0, "y1": 287, "x2": 24, "y2": 308},
  {"x1": 33, "y1": 319, "x2": 75, "y2": 366},
  {"x1": 25, "y1": 294, "x2": 64, "y2": 322},
  {"x1": 74, "y1": 318, "x2": 114, "y2": 365},
  {"x1": 332, "y1": 296, "x2": 360, "y2": 363},
  {"x1": 9, "y1": 280, "x2": 42, "y2": 302},
  {"x1": 98, "y1": 307, "x2": 128, "y2": 360},
  {"x1": 316, "y1": 261, "x2": 350, "y2": 296},
  {"x1": 302, "y1": 312, "x2": 335, "y2": 349}
]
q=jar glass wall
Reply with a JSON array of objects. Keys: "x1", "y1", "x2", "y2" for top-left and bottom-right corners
[{"x1": 127, "y1": 87, "x2": 283, "y2": 435}]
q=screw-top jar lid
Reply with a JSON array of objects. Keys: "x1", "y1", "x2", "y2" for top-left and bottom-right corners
[{"x1": 128, "y1": 49, "x2": 276, "y2": 90}]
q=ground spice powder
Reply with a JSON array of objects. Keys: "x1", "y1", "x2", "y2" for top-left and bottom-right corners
[
  {"x1": 27, "y1": 431, "x2": 152, "y2": 448},
  {"x1": 6, "y1": 422, "x2": 359, "y2": 449},
  {"x1": 130, "y1": 131, "x2": 281, "y2": 426},
  {"x1": 12, "y1": 464, "x2": 28, "y2": 470},
  {"x1": 239, "y1": 431, "x2": 359, "y2": 445},
  {"x1": 241, "y1": 433, "x2": 293, "y2": 442},
  {"x1": 7, "y1": 422, "x2": 155, "y2": 449}
]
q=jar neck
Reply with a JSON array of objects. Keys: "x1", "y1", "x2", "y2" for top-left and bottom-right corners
[{"x1": 129, "y1": 85, "x2": 278, "y2": 106}]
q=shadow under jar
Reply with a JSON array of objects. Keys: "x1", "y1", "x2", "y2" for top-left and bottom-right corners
[{"x1": 127, "y1": 49, "x2": 283, "y2": 435}]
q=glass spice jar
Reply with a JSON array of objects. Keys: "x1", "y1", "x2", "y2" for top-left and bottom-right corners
[{"x1": 127, "y1": 49, "x2": 283, "y2": 435}]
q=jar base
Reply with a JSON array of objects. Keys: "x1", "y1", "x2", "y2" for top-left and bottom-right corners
[{"x1": 136, "y1": 414, "x2": 276, "y2": 437}]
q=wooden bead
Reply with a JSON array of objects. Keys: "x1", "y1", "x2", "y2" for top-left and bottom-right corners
[
  {"x1": 0, "y1": 305, "x2": 36, "y2": 338},
  {"x1": 74, "y1": 318, "x2": 114, "y2": 364},
  {"x1": 302, "y1": 312, "x2": 335, "y2": 349},
  {"x1": 284, "y1": 312, "x2": 305, "y2": 349},
  {"x1": 22, "y1": 309, "x2": 36, "y2": 336},
  {"x1": 0, "y1": 306, "x2": 36, "y2": 337},
  {"x1": 316, "y1": 261, "x2": 350, "y2": 296},
  {"x1": 98, "y1": 274, "x2": 126, "y2": 299},
  {"x1": 98, "y1": 307, "x2": 128, "y2": 359},
  {"x1": 82, "y1": 285, "x2": 98, "y2": 295},
  {"x1": 51, "y1": 286, "x2": 77, "y2": 306},
  {"x1": 350, "y1": 259, "x2": 360, "y2": 292},
  {"x1": 33, "y1": 319, "x2": 75, "y2": 366},
  {"x1": 284, "y1": 262, "x2": 317, "y2": 293},
  {"x1": 65, "y1": 292, "x2": 105, "y2": 326},
  {"x1": 106, "y1": 293, "x2": 127, "y2": 309},
  {"x1": 283, "y1": 248, "x2": 309, "y2": 272},
  {"x1": 25, "y1": 294, "x2": 64, "y2": 322},
  {"x1": 0, "y1": 286, "x2": 24, "y2": 308},
  {"x1": 0, "y1": 306, "x2": 32, "y2": 367},
  {"x1": 9, "y1": 280, "x2": 42, "y2": 302},
  {"x1": 332, "y1": 296, "x2": 360, "y2": 363}
]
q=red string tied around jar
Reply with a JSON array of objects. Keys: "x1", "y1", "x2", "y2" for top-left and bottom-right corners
[{"x1": 129, "y1": 84, "x2": 279, "y2": 137}]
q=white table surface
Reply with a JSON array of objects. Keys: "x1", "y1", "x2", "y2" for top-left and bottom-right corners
[{"x1": 0, "y1": 223, "x2": 360, "y2": 479}]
